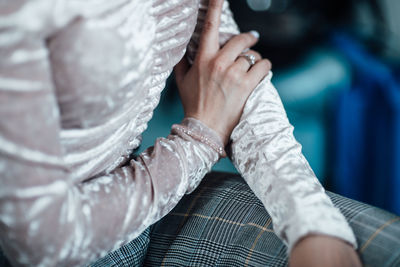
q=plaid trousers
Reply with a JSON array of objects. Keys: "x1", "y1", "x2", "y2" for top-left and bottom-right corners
[
  {"x1": 1, "y1": 173, "x2": 399, "y2": 266},
  {"x1": 91, "y1": 172, "x2": 400, "y2": 267}
]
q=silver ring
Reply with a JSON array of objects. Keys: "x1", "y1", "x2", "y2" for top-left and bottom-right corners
[{"x1": 238, "y1": 53, "x2": 256, "y2": 67}]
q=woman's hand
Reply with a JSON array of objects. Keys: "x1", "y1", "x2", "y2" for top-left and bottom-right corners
[
  {"x1": 289, "y1": 235, "x2": 362, "y2": 267},
  {"x1": 174, "y1": 0, "x2": 271, "y2": 145}
]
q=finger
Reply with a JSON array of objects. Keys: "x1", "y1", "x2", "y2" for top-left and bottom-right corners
[
  {"x1": 219, "y1": 31, "x2": 260, "y2": 63},
  {"x1": 198, "y1": 0, "x2": 224, "y2": 56},
  {"x1": 232, "y1": 50, "x2": 261, "y2": 73},
  {"x1": 245, "y1": 59, "x2": 272, "y2": 90},
  {"x1": 174, "y1": 55, "x2": 189, "y2": 85}
]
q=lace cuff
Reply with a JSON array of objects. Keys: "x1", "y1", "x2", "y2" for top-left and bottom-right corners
[{"x1": 172, "y1": 118, "x2": 227, "y2": 158}]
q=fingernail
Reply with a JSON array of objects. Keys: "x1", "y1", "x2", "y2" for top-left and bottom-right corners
[{"x1": 250, "y1": 30, "x2": 260, "y2": 39}]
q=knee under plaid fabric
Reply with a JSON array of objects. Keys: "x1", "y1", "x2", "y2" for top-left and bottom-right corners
[{"x1": 88, "y1": 172, "x2": 400, "y2": 267}]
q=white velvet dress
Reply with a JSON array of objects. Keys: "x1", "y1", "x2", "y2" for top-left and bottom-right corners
[{"x1": 0, "y1": 0, "x2": 356, "y2": 266}]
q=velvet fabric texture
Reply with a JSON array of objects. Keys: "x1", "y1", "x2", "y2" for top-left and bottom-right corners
[{"x1": 0, "y1": 1, "x2": 354, "y2": 266}]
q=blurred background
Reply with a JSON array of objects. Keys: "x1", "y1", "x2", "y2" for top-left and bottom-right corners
[{"x1": 139, "y1": 0, "x2": 400, "y2": 215}]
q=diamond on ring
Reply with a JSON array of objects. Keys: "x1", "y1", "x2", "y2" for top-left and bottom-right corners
[{"x1": 239, "y1": 53, "x2": 256, "y2": 66}]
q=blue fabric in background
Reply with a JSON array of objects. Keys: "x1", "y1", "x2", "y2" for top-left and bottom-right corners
[{"x1": 331, "y1": 32, "x2": 400, "y2": 215}]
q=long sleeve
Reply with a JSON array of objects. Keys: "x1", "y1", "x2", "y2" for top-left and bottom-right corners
[
  {"x1": 0, "y1": 2, "x2": 224, "y2": 266},
  {"x1": 231, "y1": 74, "x2": 357, "y2": 252},
  {"x1": 189, "y1": 0, "x2": 357, "y2": 253}
]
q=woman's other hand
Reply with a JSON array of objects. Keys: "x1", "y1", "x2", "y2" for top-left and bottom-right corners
[
  {"x1": 289, "y1": 235, "x2": 362, "y2": 267},
  {"x1": 174, "y1": 0, "x2": 271, "y2": 145}
]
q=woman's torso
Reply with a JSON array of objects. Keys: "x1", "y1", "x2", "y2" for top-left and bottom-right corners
[{"x1": 46, "y1": 0, "x2": 199, "y2": 181}]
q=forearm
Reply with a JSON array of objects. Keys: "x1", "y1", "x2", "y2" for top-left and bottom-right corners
[
  {"x1": 0, "y1": 117, "x2": 223, "y2": 266},
  {"x1": 230, "y1": 74, "x2": 357, "y2": 252}
]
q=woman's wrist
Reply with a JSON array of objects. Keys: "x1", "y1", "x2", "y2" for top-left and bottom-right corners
[
  {"x1": 184, "y1": 113, "x2": 231, "y2": 145},
  {"x1": 172, "y1": 117, "x2": 227, "y2": 158}
]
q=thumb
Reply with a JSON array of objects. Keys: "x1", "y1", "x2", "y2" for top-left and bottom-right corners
[{"x1": 174, "y1": 55, "x2": 189, "y2": 85}]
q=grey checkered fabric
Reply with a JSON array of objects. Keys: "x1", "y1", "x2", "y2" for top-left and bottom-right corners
[
  {"x1": 93, "y1": 172, "x2": 400, "y2": 267},
  {"x1": 1, "y1": 173, "x2": 399, "y2": 266},
  {"x1": 91, "y1": 227, "x2": 152, "y2": 267}
]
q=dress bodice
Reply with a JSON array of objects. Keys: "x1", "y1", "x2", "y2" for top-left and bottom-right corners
[{"x1": 46, "y1": 0, "x2": 199, "y2": 181}]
